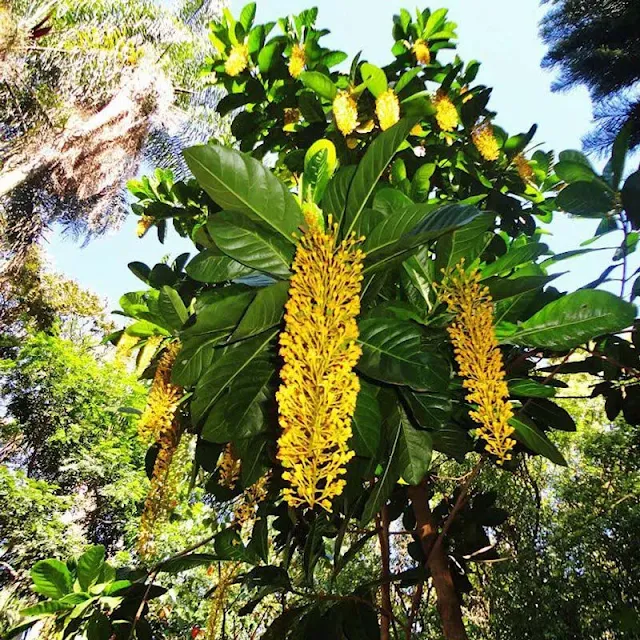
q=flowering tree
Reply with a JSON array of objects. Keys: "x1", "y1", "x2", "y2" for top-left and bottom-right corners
[{"x1": 13, "y1": 4, "x2": 640, "y2": 640}]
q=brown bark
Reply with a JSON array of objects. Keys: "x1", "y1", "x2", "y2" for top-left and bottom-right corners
[
  {"x1": 376, "y1": 506, "x2": 393, "y2": 640},
  {"x1": 408, "y1": 483, "x2": 468, "y2": 640}
]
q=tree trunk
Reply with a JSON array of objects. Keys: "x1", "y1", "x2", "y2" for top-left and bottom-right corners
[{"x1": 408, "y1": 482, "x2": 468, "y2": 640}]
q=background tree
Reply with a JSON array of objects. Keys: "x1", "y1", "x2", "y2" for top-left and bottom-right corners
[{"x1": 540, "y1": 0, "x2": 640, "y2": 153}]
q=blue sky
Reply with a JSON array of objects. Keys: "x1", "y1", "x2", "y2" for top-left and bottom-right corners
[{"x1": 47, "y1": 0, "x2": 632, "y2": 312}]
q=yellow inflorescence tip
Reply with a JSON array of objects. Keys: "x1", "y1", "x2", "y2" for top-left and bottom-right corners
[
  {"x1": 376, "y1": 88, "x2": 400, "y2": 131},
  {"x1": 288, "y1": 43, "x2": 306, "y2": 78},
  {"x1": 333, "y1": 90, "x2": 359, "y2": 137},
  {"x1": 224, "y1": 43, "x2": 249, "y2": 77},
  {"x1": 434, "y1": 91, "x2": 459, "y2": 132}
]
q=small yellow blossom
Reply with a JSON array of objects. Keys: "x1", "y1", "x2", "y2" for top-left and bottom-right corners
[
  {"x1": 460, "y1": 86, "x2": 473, "y2": 104},
  {"x1": 276, "y1": 209, "x2": 364, "y2": 511},
  {"x1": 114, "y1": 332, "x2": 139, "y2": 365},
  {"x1": 288, "y1": 43, "x2": 306, "y2": 78},
  {"x1": 472, "y1": 121, "x2": 500, "y2": 161},
  {"x1": 136, "y1": 215, "x2": 153, "y2": 238},
  {"x1": 333, "y1": 90, "x2": 358, "y2": 137},
  {"x1": 434, "y1": 90, "x2": 458, "y2": 132},
  {"x1": 224, "y1": 43, "x2": 249, "y2": 76},
  {"x1": 233, "y1": 473, "x2": 270, "y2": 525},
  {"x1": 412, "y1": 39, "x2": 431, "y2": 65},
  {"x1": 206, "y1": 563, "x2": 240, "y2": 639},
  {"x1": 218, "y1": 443, "x2": 241, "y2": 490},
  {"x1": 375, "y1": 88, "x2": 400, "y2": 131},
  {"x1": 410, "y1": 123, "x2": 424, "y2": 136},
  {"x1": 439, "y1": 264, "x2": 516, "y2": 464},
  {"x1": 514, "y1": 153, "x2": 535, "y2": 183},
  {"x1": 135, "y1": 335, "x2": 163, "y2": 376}
]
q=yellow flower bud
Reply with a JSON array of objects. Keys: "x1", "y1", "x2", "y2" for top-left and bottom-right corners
[
  {"x1": 375, "y1": 88, "x2": 400, "y2": 131},
  {"x1": 333, "y1": 90, "x2": 358, "y2": 137},
  {"x1": 224, "y1": 43, "x2": 249, "y2": 77},
  {"x1": 288, "y1": 43, "x2": 306, "y2": 78}
]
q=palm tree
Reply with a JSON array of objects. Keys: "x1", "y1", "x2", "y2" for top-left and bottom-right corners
[
  {"x1": 540, "y1": 0, "x2": 640, "y2": 153},
  {"x1": 0, "y1": 0, "x2": 227, "y2": 271}
]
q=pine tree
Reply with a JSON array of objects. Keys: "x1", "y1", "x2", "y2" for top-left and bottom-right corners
[{"x1": 540, "y1": 0, "x2": 640, "y2": 153}]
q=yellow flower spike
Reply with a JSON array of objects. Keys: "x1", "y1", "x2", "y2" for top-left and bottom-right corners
[
  {"x1": 472, "y1": 121, "x2": 501, "y2": 161},
  {"x1": 136, "y1": 215, "x2": 153, "y2": 238},
  {"x1": 276, "y1": 212, "x2": 364, "y2": 511},
  {"x1": 114, "y1": 332, "x2": 139, "y2": 365},
  {"x1": 434, "y1": 90, "x2": 459, "y2": 132},
  {"x1": 233, "y1": 473, "x2": 270, "y2": 526},
  {"x1": 439, "y1": 264, "x2": 516, "y2": 464},
  {"x1": 333, "y1": 90, "x2": 359, "y2": 137},
  {"x1": 224, "y1": 43, "x2": 249, "y2": 76},
  {"x1": 135, "y1": 335, "x2": 163, "y2": 376},
  {"x1": 218, "y1": 443, "x2": 241, "y2": 490},
  {"x1": 375, "y1": 88, "x2": 400, "y2": 131},
  {"x1": 288, "y1": 43, "x2": 306, "y2": 78},
  {"x1": 206, "y1": 563, "x2": 240, "y2": 640},
  {"x1": 514, "y1": 153, "x2": 535, "y2": 183},
  {"x1": 412, "y1": 39, "x2": 431, "y2": 65}
]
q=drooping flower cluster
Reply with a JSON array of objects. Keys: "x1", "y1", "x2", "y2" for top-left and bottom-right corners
[
  {"x1": 434, "y1": 90, "x2": 459, "y2": 132},
  {"x1": 333, "y1": 90, "x2": 358, "y2": 136},
  {"x1": 439, "y1": 264, "x2": 516, "y2": 464},
  {"x1": 288, "y1": 43, "x2": 306, "y2": 78},
  {"x1": 514, "y1": 153, "x2": 535, "y2": 183},
  {"x1": 376, "y1": 88, "x2": 400, "y2": 131},
  {"x1": 135, "y1": 335, "x2": 163, "y2": 376},
  {"x1": 276, "y1": 211, "x2": 364, "y2": 511},
  {"x1": 136, "y1": 215, "x2": 153, "y2": 238},
  {"x1": 205, "y1": 563, "x2": 240, "y2": 640},
  {"x1": 472, "y1": 121, "x2": 500, "y2": 161},
  {"x1": 217, "y1": 443, "x2": 241, "y2": 490},
  {"x1": 412, "y1": 39, "x2": 431, "y2": 65},
  {"x1": 224, "y1": 43, "x2": 249, "y2": 76},
  {"x1": 114, "y1": 331, "x2": 139, "y2": 364},
  {"x1": 136, "y1": 343, "x2": 184, "y2": 557},
  {"x1": 233, "y1": 473, "x2": 270, "y2": 525}
]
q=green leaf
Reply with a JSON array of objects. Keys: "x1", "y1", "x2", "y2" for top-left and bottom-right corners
[
  {"x1": 202, "y1": 359, "x2": 273, "y2": 443},
  {"x1": 302, "y1": 140, "x2": 337, "y2": 204},
  {"x1": 360, "y1": 62, "x2": 388, "y2": 98},
  {"x1": 410, "y1": 163, "x2": 435, "y2": 202},
  {"x1": 524, "y1": 398, "x2": 576, "y2": 432},
  {"x1": 554, "y1": 160, "x2": 598, "y2": 183},
  {"x1": 340, "y1": 600, "x2": 380, "y2": 640},
  {"x1": 351, "y1": 380, "x2": 382, "y2": 457},
  {"x1": 4, "y1": 622, "x2": 37, "y2": 639},
  {"x1": 20, "y1": 601, "x2": 74, "y2": 619},
  {"x1": 258, "y1": 40, "x2": 283, "y2": 73},
  {"x1": 402, "y1": 390, "x2": 452, "y2": 429},
  {"x1": 76, "y1": 545, "x2": 105, "y2": 592},
  {"x1": 31, "y1": 559, "x2": 73, "y2": 599},
  {"x1": 231, "y1": 281, "x2": 289, "y2": 341},
  {"x1": 435, "y1": 212, "x2": 493, "y2": 273},
  {"x1": 344, "y1": 116, "x2": 420, "y2": 237},
  {"x1": 322, "y1": 166, "x2": 356, "y2": 225},
  {"x1": 239, "y1": 2, "x2": 256, "y2": 30},
  {"x1": 192, "y1": 330, "x2": 277, "y2": 424},
  {"x1": 215, "y1": 528, "x2": 253, "y2": 562},
  {"x1": 510, "y1": 415, "x2": 567, "y2": 466},
  {"x1": 208, "y1": 212, "x2": 294, "y2": 279},
  {"x1": 364, "y1": 203, "x2": 482, "y2": 274},
  {"x1": 432, "y1": 424, "x2": 474, "y2": 460},
  {"x1": 358, "y1": 318, "x2": 450, "y2": 391},
  {"x1": 128, "y1": 261, "x2": 150, "y2": 284},
  {"x1": 87, "y1": 612, "x2": 111, "y2": 640},
  {"x1": 508, "y1": 379, "x2": 556, "y2": 398},
  {"x1": 299, "y1": 71, "x2": 338, "y2": 101},
  {"x1": 247, "y1": 518, "x2": 270, "y2": 564},
  {"x1": 481, "y1": 243, "x2": 548, "y2": 279},
  {"x1": 171, "y1": 336, "x2": 220, "y2": 387},
  {"x1": 397, "y1": 419, "x2": 432, "y2": 485},
  {"x1": 608, "y1": 123, "x2": 631, "y2": 190},
  {"x1": 183, "y1": 144, "x2": 303, "y2": 242},
  {"x1": 502, "y1": 290, "x2": 636, "y2": 351},
  {"x1": 182, "y1": 289, "x2": 254, "y2": 338},
  {"x1": 237, "y1": 435, "x2": 269, "y2": 487},
  {"x1": 186, "y1": 248, "x2": 254, "y2": 283},
  {"x1": 622, "y1": 171, "x2": 640, "y2": 229},
  {"x1": 158, "y1": 286, "x2": 188, "y2": 330},
  {"x1": 556, "y1": 181, "x2": 615, "y2": 217},
  {"x1": 157, "y1": 554, "x2": 220, "y2": 574}
]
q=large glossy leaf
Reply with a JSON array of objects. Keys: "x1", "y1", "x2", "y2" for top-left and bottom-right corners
[
  {"x1": 158, "y1": 286, "x2": 188, "y2": 330},
  {"x1": 402, "y1": 390, "x2": 452, "y2": 429},
  {"x1": 299, "y1": 71, "x2": 337, "y2": 101},
  {"x1": 556, "y1": 181, "x2": 615, "y2": 217},
  {"x1": 351, "y1": 380, "x2": 382, "y2": 457},
  {"x1": 500, "y1": 290, "x2": 636, "y2": 351},
  {"x1": 208, "y1": 212, "x2": 294, "y2": 278},
  {"x1": 171, "y1": 336, "x2": 220, "y2": 387},
  {"x1": 192, "y1": 330, "x2": 277, "y2": 424},
  {"x1": 183, "y1": 144, "x2": 303, "y2": 242},
  {"x1": 434, "y1": 213, "x2": 493, "y2": 274},
  {"x1": 76, "y1": 545, "x2": 105, "y2": 592},
  {"x1": 322, "y1": 166, "x2": 356, "y2": 226},
  {"x1": 20, "y1": 601, "x2": 74, "y2": 619},
  {"x1": 182, "y1": 289, "x2": 255, "y2": 338},
  {"x1": 202, "y1": 359, "x2": 274, "y2": 443},
  {"x1": 343, "y1": 117, "x2": 420, "y2": 237},
  {"x1": 31, "y1": 560, "x2": 73, "y2": 599},
  {"x1": 510, "y1": 415, "x2": 567, "y2": 466},
  {"x1": 157, "y1": 553, "x2": 220, "y2": 574},
  {"x1": 186, "y1": 248, "x2": 254, "y2": 283},
  {"x1": 481, "y1": 243, "x2": 548, "y2": 279},
  {"x1": 622, "y1": 170, "x2": 640, "y2": 229},
  {"x1": 397, "y1": 419, "x2": 432, "y2": 485},
  {"x1": 231, "y1": 281, "x2": 289, "y2": 342},
  {"x1": 508, "y1": 379, "x2": 556, "y2": 398},
  {"x1": 364, "y1": 204, "x2": 481, "y2": 274},
  {"x1": 357, "y1": 317, "x2": 451, "y2": 391},
  {"x1": 432, "y1": 424, "x2": 474, "y2": 460}
]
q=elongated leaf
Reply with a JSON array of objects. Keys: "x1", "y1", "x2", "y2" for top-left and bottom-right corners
[
  {"x1": 501, "y1": 290, "x2": 636, "y2": 351},
  {"x1": 397, "y1": 419, "x2": 432, "y2": 485},
  {"x1": 344, "y1": 117, "x2": 420, "y2": 237},
  {"x1": 556, "y1": 181, "x2": 615, "y2": 217},
  {"x1": 77, "y1": 545, "x2": 105, "y2": 592},
  {"x1": 171, "y1": 336, "x2": 220, "y2": 387},
  {"x1": 481, "y1": 243, "x2": 548, "y2": 279},
  {"x1": 299, "y1": 71, "x2": 337, "y2": 100},
  {"x1": 231, "y1": 281, "x2": 289, "y2": 341},
  {"x1": 510, "y1": 415, "x2": 567, "y2": 466},
  {"x1": 192, "y1": 331, "x2": 277, "y2": 424},
  {"x1": 402, "y1": 390, "x2": 452, "y2": 428},
  {"x1": 508, "y1": 379, "x2": 556, "y2": 398},
  {"x1": 435, "y1": 212, "x2": 493, "y2": 273},
  {"x1": 158, "y1": 286, "x2": 188, "y2": 330},
  {"x1": 432, "y1": 424, "x2": 474, "y2": 460},
  {"x1": 351, "y1": 380, "x2": 382, "y2": 457},
  {"x1": 322, "y1": 166, "x2": 356, "y2": 225},
  {"x1": 358, "y1": 318, "x2": 450, "y2": 391},
  {"x1": 182, "y1": 289, "x2": 254, "y2": 338},
  {"x1": 31, "y1": 560, "x2": 73, "y2": 599},
  {"x1": 360, "y1": 62, "x2": 387, "y2": 97},
  {"x1": 214, "y1": 528, "x2": 254, "y2": 562},
  {"x1": 208, "y1": 212, "x2": 294, "y2": 278},
  {"x1": 158, "y1": 554, "x2": 220, "y2": 574},
  {"x1": 184, "y1": 144, "x2": 303, "y2": 242},
  {"x1": 20, "y1": 601, "x2": 74, "y2": 618},
  {"x1": 186, "y1": 248, "x2": 254, "y2": 283}
]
